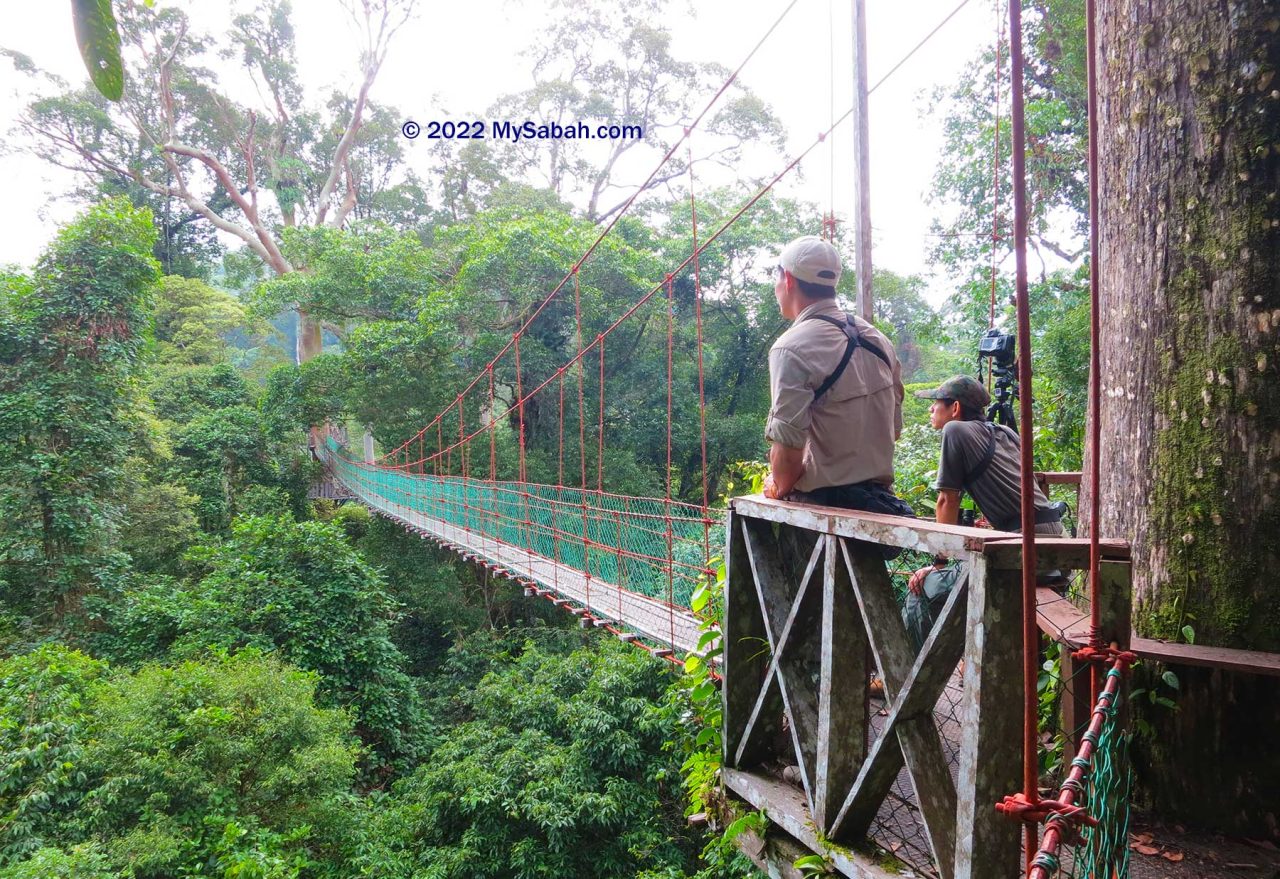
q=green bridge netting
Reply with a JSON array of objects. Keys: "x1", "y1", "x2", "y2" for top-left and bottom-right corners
[{"x1": 323, "y1": 437, "x2": 715, "y2": 611}]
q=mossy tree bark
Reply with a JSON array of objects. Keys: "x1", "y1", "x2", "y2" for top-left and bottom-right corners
[{"x1": 1085, "y1": 0, "x2": 1280, "y2": 835}]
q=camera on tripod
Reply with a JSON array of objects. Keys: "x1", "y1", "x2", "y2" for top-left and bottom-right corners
[
  {"x1": 977, "y1": 328, "x2": 1015, "y2": 368},
  {"x1": 977, "y1": 328, "x2": 1019, "y2": 430}
]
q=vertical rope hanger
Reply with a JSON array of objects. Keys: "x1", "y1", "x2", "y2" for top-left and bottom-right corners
[
  {"x1": 665, "y1": 273, "x2": 676, "y2": 648},
  {"x1": 989, "y1": 0, "x2": 1004, "y2": 333},
  {"x1": 823, "y1": 0, "x2": 837, "y2": 242},
  {"x1": 687, "y1": 148, "x2": 711, "y2": 569}
]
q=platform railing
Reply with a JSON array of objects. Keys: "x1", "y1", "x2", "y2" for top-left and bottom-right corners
[{"x1": 721, "y1": 495, "x2": 1131, "y2": 879}]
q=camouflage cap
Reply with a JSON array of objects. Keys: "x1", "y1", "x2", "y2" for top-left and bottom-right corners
[{"x1": 913, "y1": 375, "x2": 991, "y2": 411}]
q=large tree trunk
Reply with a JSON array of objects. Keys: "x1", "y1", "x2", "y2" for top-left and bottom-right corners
[
  {"x1": 1086, "y1": 0, "x2": 1280, "y2": 836},
  {"x1": 297, "y1": 310, "x2": 323, "y2": 364}
]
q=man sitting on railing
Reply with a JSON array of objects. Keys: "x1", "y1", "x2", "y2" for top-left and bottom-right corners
[
  {"x1": 903, "y1": 375, "x2": 1066, "y2": 652},
  {"x1": 759, "y1": 236, "x2": 914, "y2": 544}
]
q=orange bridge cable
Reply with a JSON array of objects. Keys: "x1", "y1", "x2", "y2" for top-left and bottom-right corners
[
  {"x1": 488, "y1": 366, "x2": 497, "y2": 481},
  {"x1": 574, "y1": 269, "x2": 588, "y2": 492},
  {"x1": 515, "y1": 334, "x2": 526, "y2": 485},
  {"x1": 373, "y1": 0, "x2": 805, "y2": 466},
  {"x1": 666, "y1": 273, "x2": 676, "y2": 648},
  {"x1": 557, "y1": 368, "x2": 566, "y2": 487},
  {"x1": 457, "y1": 397, "x2": 463, "y2": 515},
  {"x1": 687, "y1": 151, "x2": 710, "y2": 533},
  {"x1": 1015, "y1": 659, "x2": 1130, "y2": 879},
  {"x1": 597, "y1": 334, "x2": 606, "y2": 494}
]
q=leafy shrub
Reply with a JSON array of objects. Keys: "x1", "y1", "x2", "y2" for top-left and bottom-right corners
[
  {"x1": 0, "y1": 646, "x2": 107, "y2": 866},
  {"x1": 176, "y1": 515, "x2": 423, "y2": 770}
]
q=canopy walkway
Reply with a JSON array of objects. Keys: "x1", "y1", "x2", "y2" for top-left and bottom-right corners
[{"x1": 320, "y1": 437, "x2": 706, "y2": 653}]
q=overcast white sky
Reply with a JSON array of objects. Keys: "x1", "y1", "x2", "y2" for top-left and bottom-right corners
[{"x1": 0, "y1": 0, "x2": 1000, "y2": 301}]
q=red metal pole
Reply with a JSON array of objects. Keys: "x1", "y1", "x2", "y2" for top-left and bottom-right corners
[
  {"x1": 1007, "y1": 0, "x2": 1041, "y2": 867},
  {"x1": 1085, "y1": 0, "x2": 1104, "y2": 703}
]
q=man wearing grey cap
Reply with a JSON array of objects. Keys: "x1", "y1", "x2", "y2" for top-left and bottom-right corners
[
  {"x1": 760, "y1": 236, "x2": 911, "y2": 526},
  {"x1": 900, "y1": 374, "x2": 1065, "y2": 651}
]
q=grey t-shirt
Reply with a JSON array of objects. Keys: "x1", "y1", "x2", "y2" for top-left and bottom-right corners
[{"x1": 934, "y1": 420, "x2": 1053, "y2": 532}]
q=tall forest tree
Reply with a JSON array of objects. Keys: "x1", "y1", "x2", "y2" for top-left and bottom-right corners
[
  {"x1": 1088, "y1": 0, "x2": 1280, "y2": 834},
  {"x1": 14, "y1": 0, "x2": 417, "y2": 363},
  {"x1": 486, "y1": 0, "x2": 785, "y2": 221},
  {"x1": 0, "y1": 199, "x2": 159, "y2": 620}
]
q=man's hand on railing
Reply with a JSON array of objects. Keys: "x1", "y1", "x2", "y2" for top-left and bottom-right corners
[
  {"x1": 762, "y1": 474, "x2": 779, "y2": 499},
  {"x1": 908, "y1": 566, "x2": 933, "y2": 596},
  {"x1": 908, "y1": 557, "x2": 950, "y2": 595}
]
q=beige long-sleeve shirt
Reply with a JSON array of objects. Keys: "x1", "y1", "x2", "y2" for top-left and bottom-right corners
[{"x1": 765, "y1": 300, "x2": 903, "y2": 491}]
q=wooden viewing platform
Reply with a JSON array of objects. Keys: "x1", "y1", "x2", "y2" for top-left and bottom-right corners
[{"x1": 722, "y1": 495, "x2": 1132, "y2": 879}]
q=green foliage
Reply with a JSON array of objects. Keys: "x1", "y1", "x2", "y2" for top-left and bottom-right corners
[
  {"x1": 151, "y1": 275, "x2": 257, "y2": 365},
  {"x1": 174, "y1": 515, "x2": 421, "y2": 770},
  {"x1": 0, "y1": 843, "x2": 113, "y2": 879},
  {"x1": 70, "y1": 0, "x2": 123, "y2": 101},
  {"x1": 353, "y1": 517, "x2": 506, "y2": 675},
  {"x1": 77, "y1": 651, "x2": 356, "y2": 865},
  {"x1": 251, "y1": 223, "x2": 439, "y2": 324},
  {"x1": 0, "y1": 649, "x2": 359, "y2": 879},
  {"x1": 0, "y1": 198, "x2": 158, "y2": 615},
  {"x1": 0, "y1": 646, "x2": 107, "y2": 865},
  {"x1": 329, "y1": 502, "x2": 371, "y2": 541},
  {"x1": 927, "y1": 0, "x2": 1088, "y2": 279},
  {"x1": 362, "y1": 635, "x2": 702, "y2": 878},
  {"x1": 116, "y1": 475, "x2": 200, "y2": 574}
]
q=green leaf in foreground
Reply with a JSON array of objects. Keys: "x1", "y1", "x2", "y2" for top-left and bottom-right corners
[{"x1": 71, "y1": 0, "x2": 124, "y2": 101}]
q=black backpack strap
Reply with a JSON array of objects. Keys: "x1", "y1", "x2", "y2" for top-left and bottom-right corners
[
  {"x1": 804, "y1": 313, "x2": 892, "y2": 401},
  {"x1": 964, "y1": 422, "x2": 1001, "y2": 486}
]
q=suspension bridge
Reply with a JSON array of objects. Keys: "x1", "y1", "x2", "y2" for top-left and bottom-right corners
[{"x1": 310, "y1": 0, "x2": 1141, "y2": 876}]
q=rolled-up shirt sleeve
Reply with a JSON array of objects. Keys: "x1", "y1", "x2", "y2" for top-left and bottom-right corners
[
  {"x1": 765, "y1": 346, "x2": 812, "y2": 449},
  {"x1": 933, "y1": 422, "x2": 966, "y2": 491}
]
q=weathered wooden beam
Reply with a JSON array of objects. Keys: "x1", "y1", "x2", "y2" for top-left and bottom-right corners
[
  {"x1": 833, "y1": 541, "x2": 965, "y2": 878},
  {"x1": 1128, "y1": 638, "x2": 1280, "y2": 677},
  {"x1": 723, "y1": 768, "x2": 902, "y2": 879},
  {"x1": 1058, "y1": 646, "x2": 1095, "y2": 750},
  {"x1": 982, "y1": 537, "x2": 1131, "y2": 569},
  {"x1": 738, "y1": 518, "x2": 825, "y2": 811},
  {"x1": 815, "y1": 534, "x2": 868, "y2": 832},
  {"x1": 1035, "y1": 587, "x2": 1091, "y2": 646},
  {"x1": 1094, "y1": 558, "x2": 1132, "y2": 649},
  {"x1": 723, "y1": 509, "x2": 779, "y2": 767},
  {"x1": 953, "y1": 558, "x2": 1022, "y2": 879},
  {"x1": 731, "y1": 495, "x2": 994, "y2": 555}
]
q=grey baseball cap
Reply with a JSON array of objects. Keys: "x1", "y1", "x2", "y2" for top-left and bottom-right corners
[
  {"x1": 914, "y1": 375, "x2": 992, "y2": 411},
  {"x1": 779, "y1": 235, "x2": 841, "y2": 286}
]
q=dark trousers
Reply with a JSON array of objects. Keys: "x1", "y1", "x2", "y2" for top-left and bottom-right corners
[{"x1": 788, "y1": 480, "x2": 917, "y2": 560}]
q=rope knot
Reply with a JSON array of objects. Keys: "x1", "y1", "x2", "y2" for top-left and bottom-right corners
[
  {"x1": 995, "y1": 793, "x2": 1098, "y2": 829},
  {"x1": 1070, "y1": 645, "x2": 1138, "y2": 670}
]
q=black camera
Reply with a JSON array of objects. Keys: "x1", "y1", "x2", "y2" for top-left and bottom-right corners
[
  {"x1": 977, "y1": 329, "x2": 1016, "y2": 368},
  {"x1": 976, "y1": 329, "x2": 1019, "y2": 430}
]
